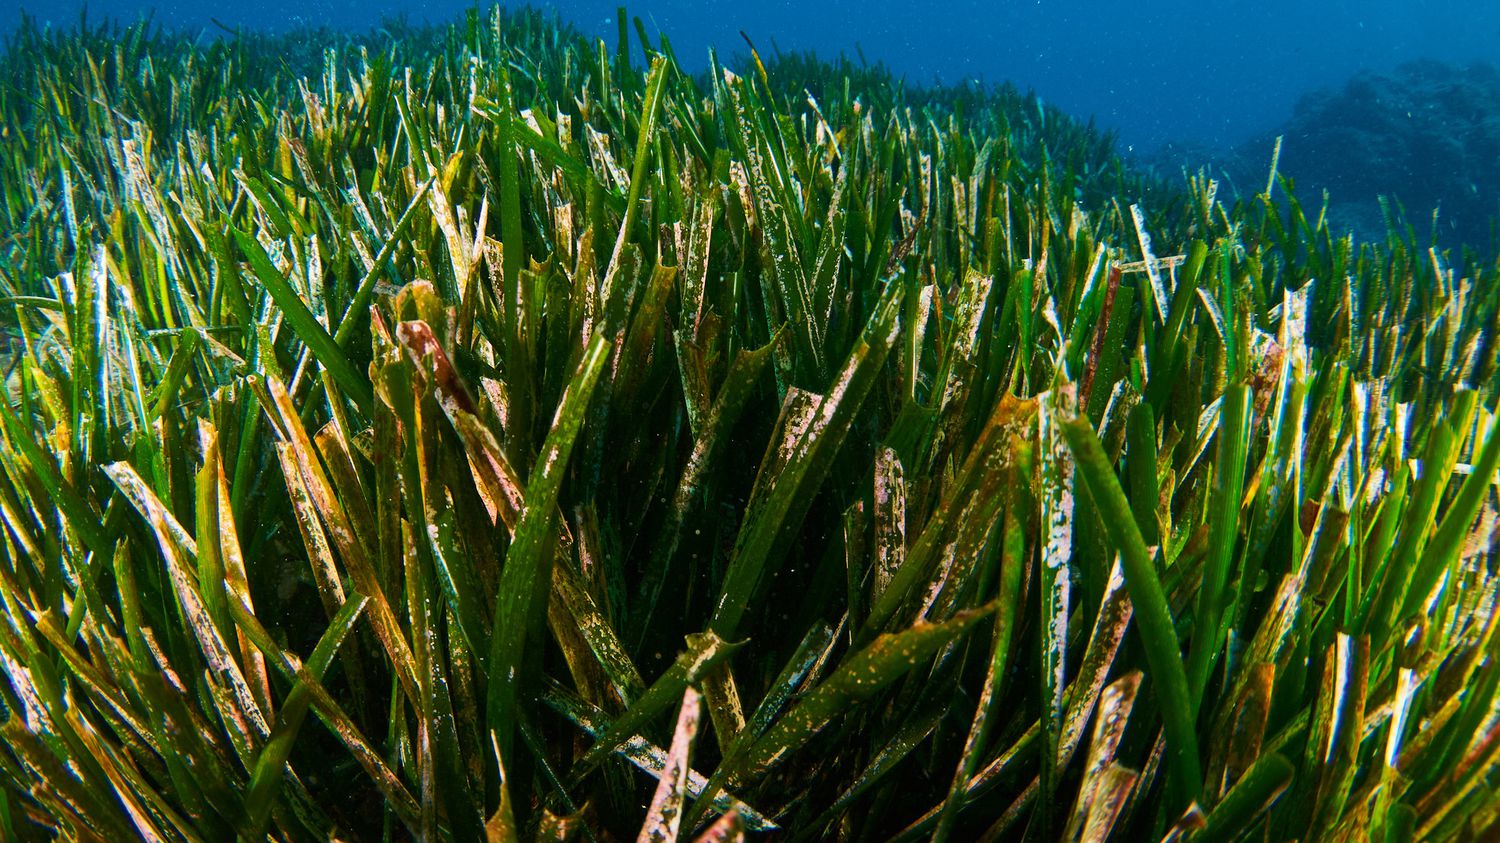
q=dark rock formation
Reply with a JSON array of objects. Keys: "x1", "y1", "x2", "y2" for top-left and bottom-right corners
[
  {"x1": 1140, "y1": 60, "x2": 1500, "y2": 254},
  {"x1": 1274, "y1": 60, "x2": 1500, "y2": 251}
]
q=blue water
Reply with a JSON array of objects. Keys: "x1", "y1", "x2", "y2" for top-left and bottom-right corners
[{"x1": 3, "y1": 0, "x2": 1497, "y2": 153}]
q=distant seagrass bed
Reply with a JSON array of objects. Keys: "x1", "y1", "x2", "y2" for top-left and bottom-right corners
[{"x1": 0, "y1": 6, "x2": 1497, "y2": 841}]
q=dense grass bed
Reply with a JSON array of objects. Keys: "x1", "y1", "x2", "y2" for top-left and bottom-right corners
[{"x1": 0, "y1": 6, "x2": 1497, "y2": 841}]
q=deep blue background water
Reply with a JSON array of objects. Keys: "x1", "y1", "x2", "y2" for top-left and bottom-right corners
[{"x1": 2, "y1": 0, "x2": 1497, "y2": 153}]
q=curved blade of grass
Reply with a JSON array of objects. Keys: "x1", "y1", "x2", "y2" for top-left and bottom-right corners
[
  {"x1": 712, "y1": 284, "x2": 900, "y2": 639},
  {"x1": 1058, "y1": 410, "x2": 1202, "y2": 806},
  {"x1": 601, "y1": 56, "x2": 669, "y2": 313},
  {"x1": 232, "y1": 228, "x2": 373, "y2": 413},
  {"x1": 632, "y1": 341, "x2": 775, "y2": 647},
  {"x1": 1196, "y1": 753, "x2": 1294, "y2": 842},
  {"x1": 488, "y1": 334, "x2": 609, "y2": 763},
  {"x1": 1358, "y1": 417, "x2": 1462, "y2": 645},
  {"x1": 242, "y1": 594, "x2": 367, "y2": 840},
  {"x1": 150, "y1": 330, "x2": 199, "y2": 420},
  {"x1": 573, "y1": 631, "x2": 741, "y2": 778},
  {"x1": 1400, "y1": 411, "x2": 1500, "y2": 619},
  {"x1": 1187, "y1": 382, "x2": 1250, "y2": 709},
  {"x1": 736, "y1": 606, "x2": 993, "y2": 780},
  {"x1": 332, "y1": 177, "x2": 433, "y2": 348}
]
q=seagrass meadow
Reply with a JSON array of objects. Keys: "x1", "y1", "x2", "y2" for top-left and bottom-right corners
[{"x1": 0, "y1": 5, "x2": 1498, "y2": 841}]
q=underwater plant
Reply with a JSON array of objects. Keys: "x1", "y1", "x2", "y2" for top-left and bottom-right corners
[{"x1": 0, "y1": 5, "x2": 1497, "y2": 841}]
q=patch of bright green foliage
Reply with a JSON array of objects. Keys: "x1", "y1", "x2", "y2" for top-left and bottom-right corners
[{"x1": 0, "y1": 5, "x2": 1498, "y2": 841}]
